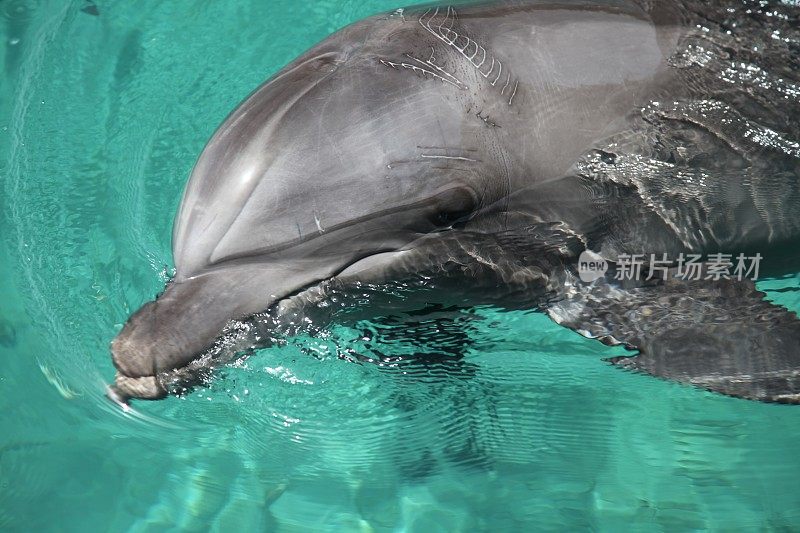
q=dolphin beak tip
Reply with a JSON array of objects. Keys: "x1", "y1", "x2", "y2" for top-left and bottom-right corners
[{"x1": 107, "y1": 373, "x2": 168, "y2": 407}]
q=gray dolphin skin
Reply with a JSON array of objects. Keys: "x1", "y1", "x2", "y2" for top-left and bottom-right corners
[{"x1": 108, "y1": 0, "x2": 800, "y2": 404}]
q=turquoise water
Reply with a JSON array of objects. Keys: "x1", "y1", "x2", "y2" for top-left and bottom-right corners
[{"x1": 2, "y1": 0, "x2": 800, "y2": 530}]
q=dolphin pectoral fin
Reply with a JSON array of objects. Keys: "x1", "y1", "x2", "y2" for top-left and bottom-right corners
[{"x1": 547, "y1": 272, "x2": 800, "y2": 403}]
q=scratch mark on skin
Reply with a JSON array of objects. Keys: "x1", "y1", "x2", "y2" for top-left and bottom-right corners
[
  {"x1": 420, "y1": 6, "x2": 518, "y2": 104},
  {"x1": 481, "y1": 57, "x2": 495, "y2": 80},
  {"x1": 501, "y1": 73, "x2": 511, "y2": 95},
  {"x1": 379, "y1": 49, "x2": 468, "y2": 90},
  {"x1": 386, "y1": 159, "x2": 417, "y2": 169},
  {"x1": 431, "y1": 166, "x2": 474, "y2": 172},
  {"x1": 314, "y1": 212, "x2": 325, "y2": 233},
  {"x1": 491, "y1": 60, "x2": 503, "y2": 86},
  {"x1": 405, "y1": 47, "x2": 468, "y2": 89},
  {"x1": 441, "y1": 5, "x2": 456, "y2": 32},
  {"x1": 465, "y1": 39, "x2": 480, "y2": 63},
  {"x1": 508, "y1": 80, "x2": 519, "y2": 105},
  {"x1": 474, "y1": 45, "x2": 487, "y2": 69},
  {"x1": 421, "y1": 154, "x2": 478, "y2": 162},
  {"x1": 417, "y1": 145, "x2": 478, "y2": 152}
]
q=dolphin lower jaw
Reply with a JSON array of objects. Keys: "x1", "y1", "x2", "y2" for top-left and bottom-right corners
[
  {"x1": 108, "y1": 254, "x2": 386, "y2": 401},
  {"x1": 107, "y1": 249, "x2": 426, "y2": 402},
  {"x1": 108, "y1": 374, "x2": 167, "y2": 404}
]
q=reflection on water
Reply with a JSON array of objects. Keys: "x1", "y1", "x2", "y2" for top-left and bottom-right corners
[{"x1": 2, "y1": 0, "x2": 800, "y2": 531}]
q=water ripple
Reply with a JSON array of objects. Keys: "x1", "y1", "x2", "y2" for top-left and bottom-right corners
[{"x1": 3, "y1": 0, "x2": 800, "y2": 531}]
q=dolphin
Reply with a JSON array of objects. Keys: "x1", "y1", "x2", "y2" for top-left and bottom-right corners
[{"x1": 108, "y1": 0, "x2": 800, "y2": 404}]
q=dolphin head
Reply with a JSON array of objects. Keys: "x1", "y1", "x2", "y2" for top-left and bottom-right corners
[{"x1": 109, "y1": 14, "x2": 514, "y2": 401}]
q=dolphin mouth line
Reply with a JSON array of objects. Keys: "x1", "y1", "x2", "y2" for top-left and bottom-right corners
[{"x1": 271, "y1": 248, "x2": 420, "y2": 316}]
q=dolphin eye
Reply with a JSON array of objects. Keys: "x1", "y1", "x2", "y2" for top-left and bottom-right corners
[{"x1": 431, "y1": 186, "x2": 478, "y2": 228}]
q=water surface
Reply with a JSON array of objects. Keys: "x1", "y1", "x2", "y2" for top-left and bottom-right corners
[{"x1": 2, "y1": 1, "x2": 800, "y2": 530}]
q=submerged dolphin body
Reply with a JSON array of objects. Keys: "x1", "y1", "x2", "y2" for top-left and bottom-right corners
[{"x1": 108, "y1": 0, "x2": 800, "y2": 404}]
